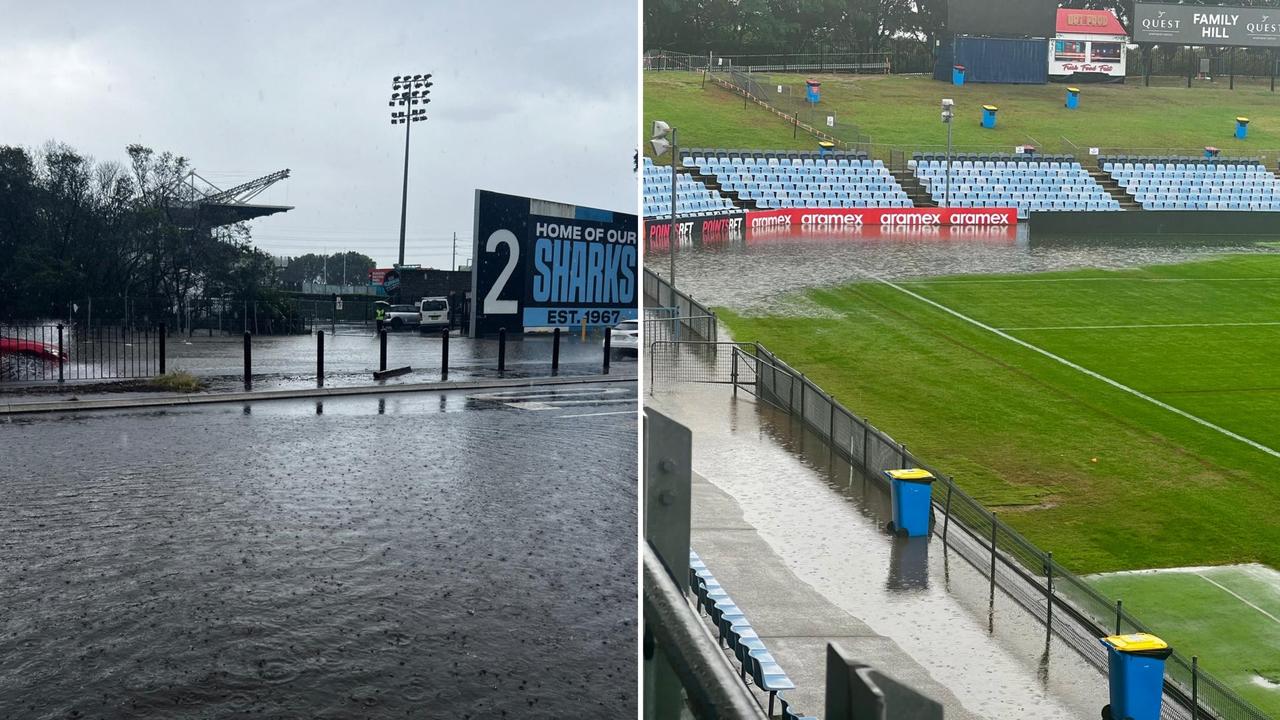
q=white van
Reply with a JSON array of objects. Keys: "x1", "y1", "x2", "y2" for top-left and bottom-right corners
[{"x1": 418, "y1": 297, "x2": 450, "y2": 330}]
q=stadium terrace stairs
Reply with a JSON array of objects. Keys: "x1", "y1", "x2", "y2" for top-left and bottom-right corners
[
  {"x1": 890, "y1": 170, "x2": 937, "y2": 208},
  {"x1": 689, "y1": 167, "x2": 757, "y2": 210},
  {"x1": 1089, "y1": 168, "x2": 1142, "y2": 210}
]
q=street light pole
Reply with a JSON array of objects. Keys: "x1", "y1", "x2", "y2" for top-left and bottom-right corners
[
  {"x1": 650, "y1": 120, "x2": 679, "y2": 290},
  {"x1": 942, "y1": 98, "x2": 955, "y2": 209},
  {"x1": 389, "y1": 73, "x2": 432, "y2": 268},
  {"x1": 668, "y1": 128, "x2": 678, "y2": 290}
]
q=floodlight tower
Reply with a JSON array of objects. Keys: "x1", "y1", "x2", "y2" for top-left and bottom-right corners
[
  {"x1": 389, "y1": 73, "x2": 432, "y2": 267},
  {"x1": 650, "y1": 120, "x2": 678, "y2": 289}
]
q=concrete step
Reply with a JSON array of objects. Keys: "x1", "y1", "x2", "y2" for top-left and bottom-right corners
[{"x1": 1089, "y1": 169, "x2": 1141, "y2": 210}]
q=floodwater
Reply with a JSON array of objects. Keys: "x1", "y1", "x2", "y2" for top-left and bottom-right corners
[
  {"x1": 650, "y1": 381, "x2": 1107, "y2": 719},
  {"x1": 0, "y1": 385, "x2": 637, "y2": 719},
  {"x1": 648, "y1": 226, "x2": 1280, "y2": 314}
]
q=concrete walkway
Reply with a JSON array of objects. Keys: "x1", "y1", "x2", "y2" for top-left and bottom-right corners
[
  {"x1": 0, "y1": 372, "x2": 635, "y2": 415},
  {"x1": 692, "y1": 472, "x2": 980, "y2": 720}
]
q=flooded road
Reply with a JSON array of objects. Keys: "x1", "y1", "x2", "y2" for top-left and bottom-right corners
[
  {"x1": 649, "y1": 228, "x2": 1280, "y2": 314},
  {"x1": 0, "y1": 383, "x2": 637, "y2": 719}
]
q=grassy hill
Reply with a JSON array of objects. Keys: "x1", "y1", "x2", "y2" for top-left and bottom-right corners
[{"x1": 645, "y1": 71, "x2": 1280, "y2": 162}]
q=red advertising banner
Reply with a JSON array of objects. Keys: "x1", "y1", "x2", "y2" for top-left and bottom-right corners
[{"x1": 745, "y1": 207, "x2": 1017, "y2": 230}]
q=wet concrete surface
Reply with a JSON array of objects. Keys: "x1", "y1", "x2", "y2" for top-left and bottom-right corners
[
  {"x1": 650, "y1": 231, "x2": 1280, "y2": 314},
  {"x1": 0, "y1": 382, "x2": 637, "y2": 719},
  {"x1": 651, "y1": 382, "x2": 1108, "y2": 719},
  {"x1": 690, "y1": 472, "x2": 979, "y2": 720}
]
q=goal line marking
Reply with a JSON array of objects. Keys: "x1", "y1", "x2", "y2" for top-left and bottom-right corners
[{"x1": 853, "y1": 267, "x2": 1280, "y2": 461}]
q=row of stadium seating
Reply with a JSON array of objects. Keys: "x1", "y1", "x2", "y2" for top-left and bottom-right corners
[
  {"x1": 684, "y1": 147, "x2": 869, "y2": 161},
  {"x1": 688, "y1": 155, "x2": 884, "y2": 170},
  {"x1": 690, "y1": 549, "x2": 811, "y2": 719},
  {"x1": 1098, "y1": 154, "x2": 1264, "y2": 167},
  {"x1": 690, "y1": 151, "x2": 912, "y2": 209},
  {"x1": 910, "y1": 154, "x2": 1120, "y2": 215},
  {"x1": 696, "y1": 161, "x2": 887, "y2": 175},
  {"x1": 642, "y1": 157, "x2": 736, "y2": 217},
  {"x1": 1100, "y1": 156, "x2": 1280, "y2": 211},
  {"x1": 911, "y1": 161, "x2": 1086, "y2": 175},
  {"x1": 912, "y1": 151, "x2": 1077, "y2": 164}
]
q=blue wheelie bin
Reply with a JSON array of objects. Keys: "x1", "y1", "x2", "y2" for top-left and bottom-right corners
[
  {"x1": 1099, "y1": 633, "x2": 1172, "y2": 720},
  {"x1": 884, "y1": 468, "x2": 935, "y2": 537}
]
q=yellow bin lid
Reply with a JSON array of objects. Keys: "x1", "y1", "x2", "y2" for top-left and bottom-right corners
[
  {"x1": 1102, "y1": 633, "x2": 1168, "y2": 653},
  {"x1": 983, "y1": 105, "x2": 998, "y2": 111},
  {"x1": 1237, "y1": 116, "x2": 1250, "y2": 123},
  {"x1": 1067, "y1": 87, "x2": 1080, "y2": 93},
  {"x1": 818, "y1": 141, "x2": 836, "y2": 149},
  {"x1": 885, "y1": 468, "x2": 936, "y2": 483}
]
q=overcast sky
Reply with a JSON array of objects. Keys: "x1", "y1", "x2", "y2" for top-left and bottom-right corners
[{"x1": 1, "y1": 1, "x2": 638, "y2": 269}]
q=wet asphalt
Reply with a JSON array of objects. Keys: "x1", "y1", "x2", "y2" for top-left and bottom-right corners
[{"x1": 0, "y1": 383, "x2": 637, "y2": 719}]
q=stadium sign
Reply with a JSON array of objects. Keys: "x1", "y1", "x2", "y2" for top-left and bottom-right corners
[
  {"x1": 644, "y1": 211, "x2": 746, "y2": 252},
  {"x1": 469, "y1": 189, "x2": 638, "y2": 337},
  {"x1": 1134, "y1": 3, "x2": 1280, "y2": 48},
  {"x1": 743, "y1": 207, "x2": 1017, "y2": 228}
]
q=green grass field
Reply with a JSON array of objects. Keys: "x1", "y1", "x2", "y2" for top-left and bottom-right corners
[
  {"x1": 719, "y1": 254, "x2": 1280, "y2": 575},
  {"x1": 1090, "y1": 564, "x2": 1280, "y2": 714},
  {"x1": 719, "y1": 253, "x2": 1280, "y2": 713},
  {"x1": 645, "y1": 72, "x2": 1280, "y2": 161}
]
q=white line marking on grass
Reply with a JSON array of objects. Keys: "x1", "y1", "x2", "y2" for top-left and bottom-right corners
[
  {"x1": 1001, "y1": 321, "x2": 1280, "y2": 331},
  {"x1": 1197, "y1": 574, "x2": 1280, "y2": 626},
  {"x1": 853, "y1": 267, "x2": 1280, "y2": 461},
  {"x1": 899, "y1": 277, "x2": 1280, "y2": 285}
]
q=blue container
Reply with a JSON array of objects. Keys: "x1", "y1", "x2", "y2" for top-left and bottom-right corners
[
  {"x1": 884, "y1": 469, "x2": 935, "y2": 537},
  {"x1": 981, "y1": 104, "x2": 998, "y2": 129},
  {"x1": 1066, "y1": 86, "x2": 1080, "y2": 110},
  {"x1": 952, "y1": 64, "x2": 966, "y2": 86},
  {"x1": 805, "y1": 79, "x2": 821, "y2": 104},
  {"x1": 1236, "y1": 116, "x2": 1249, "y2": 139},
  {"x1": 1100, "y1": 634, "x2": 1172, "y2": 720}
]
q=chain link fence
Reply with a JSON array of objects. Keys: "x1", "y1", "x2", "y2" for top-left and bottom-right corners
[{"x1": 644, "y1": 269, "x2": 718, "y2": 343}]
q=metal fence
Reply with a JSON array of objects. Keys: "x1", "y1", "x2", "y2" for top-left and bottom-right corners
[
  {"x1": 708, "y1": 51, "x2": 891, "y2": 75},
  {"x1": 704, "y1": 68, "x2": 870, "y2": 152},
  {"x1": 0, "y1": 322, "x2": 164, "y2": 383},
  {"x1": 651, "y1": 340, "x2": 1269, "y2": 720},
  {"x1": 644, "y1": 269, "x2": 718, "y2": 343}
]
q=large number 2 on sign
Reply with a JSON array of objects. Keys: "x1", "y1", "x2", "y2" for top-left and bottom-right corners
[{"x1": 483, "y1": 229, "x2": 519, "y2": 315}]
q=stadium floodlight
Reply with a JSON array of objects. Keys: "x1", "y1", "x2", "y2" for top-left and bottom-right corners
[
  {"x1": 941, "y1": 99, "x2": 955, "y2": 209},
  {"x1": 387, "y1": 72, "x2": 434, "y2": 268},
  {"x1": 651, "y1": 119, "x2": 679, "y2": 288}
]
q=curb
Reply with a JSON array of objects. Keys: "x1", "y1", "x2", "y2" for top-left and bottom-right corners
[{"x1": 0, "y1": 373, "x2": 636, "y2": 416}]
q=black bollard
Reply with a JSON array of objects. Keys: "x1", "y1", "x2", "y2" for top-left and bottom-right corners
[
  {"x1": 440, "y1": 327, "x2": 449, "y2": 380},
  {"x1": 57, "y1": 324, "x2": 64, "y2": 383},
  {"x1": 159, "y1": 322, "x2": 167, "y2": 375},
  {"x1": 379, "y1": 329, "x2": 388, "y2": 372},
  {"x1": 603, "y1": 326, "x2": 611, "y2": 374},
  {"x1": 243, "y1": 331, "x2": 252, "y2": 388},
  {"x1": 498, "y1": 327, "x2": 506, "y2": 372},
  {"x1": 552, "y1": 327, "x2": 561, "y2": 374},
  {"x1": 317, "y1": 330, "x2": 325, "y2": 386}
]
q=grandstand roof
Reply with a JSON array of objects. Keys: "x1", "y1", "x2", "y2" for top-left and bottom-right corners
[{"x1": 1056, "y1": 8, "x2": 1126, "y2": 37}]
